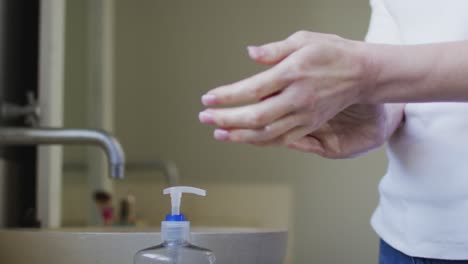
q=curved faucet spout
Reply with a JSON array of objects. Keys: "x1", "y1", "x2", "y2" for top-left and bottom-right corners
[{"x1": 0, "y1": 127, "x2": 125, "y2": 179}]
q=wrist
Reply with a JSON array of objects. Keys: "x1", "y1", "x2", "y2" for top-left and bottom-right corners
[{"x1": 355, "y1": 41, "x2": 381, "y2": 104}]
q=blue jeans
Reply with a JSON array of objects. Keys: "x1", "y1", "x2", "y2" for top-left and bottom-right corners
[{"x1": 379, "y1": 240, "x2": 468, "y2": 264}]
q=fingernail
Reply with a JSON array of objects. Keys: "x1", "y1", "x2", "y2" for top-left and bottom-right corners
[
  {"x1": 202, "y1": 94, "x2": 217, "y2": 106},
  {"x1": 214, "y1": 129, "x2": 230, "y2": 141},
  {"x1": 247, "y1": 46, "x2": 264, "y2": 58},
  {"x1": 198, "y1": 111, "x2": 215, "y2": 124}
]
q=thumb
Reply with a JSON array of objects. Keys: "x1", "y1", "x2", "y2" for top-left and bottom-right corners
[
  {"x1": 287, "y1": 136, "x2": 324, "y2": 155},
  {"x1": 247, "y1": 39, "x2": 300, "y2": 65}
]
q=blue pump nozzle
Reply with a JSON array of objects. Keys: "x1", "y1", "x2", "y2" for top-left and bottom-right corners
[{"x1": 165, "y1": 214, "x2": 186, "y2": 221}]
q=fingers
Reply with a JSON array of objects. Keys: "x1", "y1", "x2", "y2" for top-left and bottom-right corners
[
  {"x1": 199, "y1": 90, "x2": 299, "y2": 129},
  {"x1": 213, "y1": 125, "x2": 326, "y2": 156},
  {"x1": 208, "y1": 111, "x2": 327, "y2": 157},
  {"x1": 247, "y1": 38, "x2": 301, "y2": 65},
  {"x1": 201, "y1": 64, "x2": 290, "y2": 106},
  {"x1": 201, "y1": 31, "x2": 312, "y2": 107},
  {"x1": 247, "y1": 30, "x2": 315, "y2": 65},
  {"x1": 213, "y1": 112, "x2": 310, "y2": 143}
]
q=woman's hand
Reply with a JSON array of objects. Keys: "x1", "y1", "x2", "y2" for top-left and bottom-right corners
[
  {"x1": 199, "y1": 31, "x2": 387, "y2": 157},
  {"x1": 286, "y1": 104, "x2": 403, "y2": 158}
]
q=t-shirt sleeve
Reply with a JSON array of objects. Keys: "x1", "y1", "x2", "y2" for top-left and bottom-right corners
[{"x1": 365, "y1": 0, "x2": 401, "y2": 44}]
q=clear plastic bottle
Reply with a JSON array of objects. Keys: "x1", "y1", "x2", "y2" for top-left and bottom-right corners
[{"x1": 134, "y1": 186, "x2": 216, "y2": 264}]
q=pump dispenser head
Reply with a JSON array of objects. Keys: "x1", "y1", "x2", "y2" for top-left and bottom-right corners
[
  {"x1": 164, "y1": 186, "x2": 206, "y2": 219},
  {"x1": 161, "y1": 186, "x2": 206, "y2": 242}
]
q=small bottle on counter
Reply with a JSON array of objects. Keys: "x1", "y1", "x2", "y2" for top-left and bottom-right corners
[
  {"x1": 93, "y1": 190, "x2": 114, "y2": 226},
  {"x1": 134, "y1": 186, "x2": 216, "y2": 264},
  {"x1": 119, "y1": 192, "x2": 137, "y2": 226}
]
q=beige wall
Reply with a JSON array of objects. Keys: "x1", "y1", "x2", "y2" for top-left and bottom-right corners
[{"x1": 63, "y1": 0, "x2": 387, "y2": 263}]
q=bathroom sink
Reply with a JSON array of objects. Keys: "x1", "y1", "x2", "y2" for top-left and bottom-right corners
[{"x1": 0, "y1": 227, "x2": 287, "y2": 264}]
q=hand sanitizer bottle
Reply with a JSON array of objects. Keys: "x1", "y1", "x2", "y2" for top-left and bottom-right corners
[{"x1": 134, "y1": 186, "x2": 216, "y2": 264}]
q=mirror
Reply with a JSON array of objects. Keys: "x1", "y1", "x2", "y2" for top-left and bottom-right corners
[{"x1": 61, "y1": 0, "x2": 305, "y2": 228}]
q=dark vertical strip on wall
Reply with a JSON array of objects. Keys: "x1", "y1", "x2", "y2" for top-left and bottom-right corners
[{"x1": 0, "y1": 0, "x2": 40, "y2": 227}]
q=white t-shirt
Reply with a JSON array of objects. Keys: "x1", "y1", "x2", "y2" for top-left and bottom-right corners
[{"x1": 366, "y1": 0, "x2": 468, "y2": 259}]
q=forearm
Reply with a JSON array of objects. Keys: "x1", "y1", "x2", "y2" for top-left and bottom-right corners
[{"x1": 364, "y1": 41, "x2": 468, "y2": 103}]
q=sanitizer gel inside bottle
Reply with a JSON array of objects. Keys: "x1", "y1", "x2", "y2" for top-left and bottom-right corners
[{"x1": 134, "y1": 186, "x2": 216, "y2": 264}]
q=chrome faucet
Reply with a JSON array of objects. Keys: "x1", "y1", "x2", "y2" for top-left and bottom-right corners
[{"x1": 0, "y1": 127, "x2": 125, "y2": 179}]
